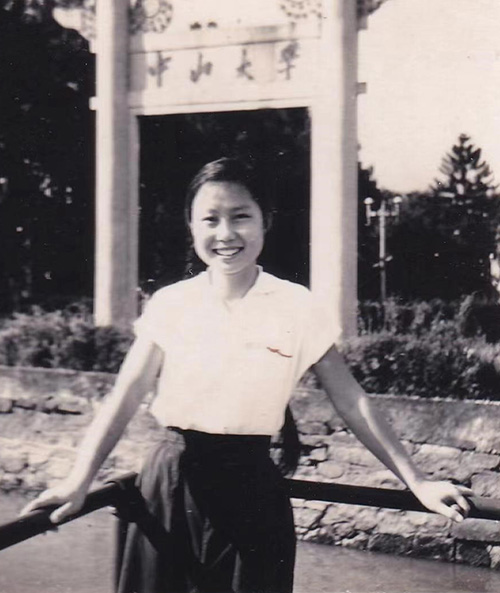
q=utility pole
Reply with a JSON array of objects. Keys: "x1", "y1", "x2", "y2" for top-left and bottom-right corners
[{"x1": 364, "y1": 195, "x2": 402, "y2": 302}]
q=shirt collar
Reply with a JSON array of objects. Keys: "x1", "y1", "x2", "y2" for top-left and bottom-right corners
[{"x1": 197, "y1": 266, "x2": 281, "y2": 298}]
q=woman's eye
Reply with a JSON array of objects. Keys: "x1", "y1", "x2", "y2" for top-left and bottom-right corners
[
  {"x1": 202, "y1": 216, "x2": 217, "y2": 223},
  {"x1": 234, "y1": 213, "x2": 251, "y2": 221}
]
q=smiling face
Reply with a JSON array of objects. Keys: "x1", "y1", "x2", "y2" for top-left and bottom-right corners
[{"x1": 189, "y1": 181, "x2": 265, "y2": 279}]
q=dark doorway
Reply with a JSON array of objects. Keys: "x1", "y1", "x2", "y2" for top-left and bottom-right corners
[{"x1": 138, "y1": 108, "x2": 310, "y2": 294}]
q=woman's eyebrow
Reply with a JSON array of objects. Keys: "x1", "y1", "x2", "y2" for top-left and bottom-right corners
[{"x1": 230, "y1": 206, "x2": 252, "y2": 212}]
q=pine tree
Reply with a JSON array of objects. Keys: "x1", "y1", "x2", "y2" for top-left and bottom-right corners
[
  {"x1": 430, "y1": 134, "x2": 499, "y2": 253},
  {"x1": 423, "y1": 134, "x2": 500, "y2": 297},
  {"x1": 432, "y1": 133, "x2": 497, "y2": 208}
]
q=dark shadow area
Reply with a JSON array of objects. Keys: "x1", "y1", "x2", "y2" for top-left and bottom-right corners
[{"x1": 138, "y1": 108, "x2": 311, "y2": 293}]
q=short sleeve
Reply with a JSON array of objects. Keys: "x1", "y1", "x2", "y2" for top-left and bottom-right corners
[
  {"x1": 133, "y1": 290, "x2": 170, "y2": 347},
  {"x1": 297, "y1": 290, "x2": 339, "y2": 375}
]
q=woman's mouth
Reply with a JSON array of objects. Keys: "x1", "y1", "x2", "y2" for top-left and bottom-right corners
[{"x1": 213, "y1": 247, "x2": 243, "y2": 258}]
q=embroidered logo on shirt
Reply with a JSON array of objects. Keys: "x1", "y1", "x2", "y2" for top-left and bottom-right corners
[{"x1": 266, "y1": 347, "x2": 293, "y2": 358}]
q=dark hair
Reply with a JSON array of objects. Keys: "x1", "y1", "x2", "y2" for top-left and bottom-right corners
[
  {"x1": 184, "y1": 157, "x2": 275, "y2": 225},
  {"x1": 183, "y1": 157, "x2": 276, "y2": 278}
]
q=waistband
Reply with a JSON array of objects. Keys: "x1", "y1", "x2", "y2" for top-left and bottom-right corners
[{"x1": 164, "y1": 426, "x2": 271, "y2": 454}]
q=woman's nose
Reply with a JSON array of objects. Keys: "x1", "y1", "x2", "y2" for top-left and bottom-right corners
[{"x1": 216, "y1": 218, "x2": 236, "y2": 241}]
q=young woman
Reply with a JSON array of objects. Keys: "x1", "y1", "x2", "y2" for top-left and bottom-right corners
[{"x1": 22, "y1": 157, "x2": 472, "y2": 593}]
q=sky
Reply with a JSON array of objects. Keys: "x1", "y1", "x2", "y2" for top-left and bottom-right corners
[{"x1": 357, "y1": 0, "x2": 500, "y2": 193}]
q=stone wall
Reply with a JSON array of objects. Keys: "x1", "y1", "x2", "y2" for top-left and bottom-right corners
[
  {"x1": 1, "y1": 366, "x2": 500, "y2": 567},
  {"x1": 290, "y1": 388, "x2": 500, "y2": 568}
]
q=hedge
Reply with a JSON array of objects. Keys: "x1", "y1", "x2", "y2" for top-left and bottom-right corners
[
  {"x1": 1, "y1": 300, "x2": 500, "y2": 400},
  {"x1": 0, "y1": 303, "x2": 133, "y2": 374}
]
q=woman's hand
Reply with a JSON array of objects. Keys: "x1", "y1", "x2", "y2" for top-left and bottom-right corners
[
  {"x1": 20, "y1": 479, "x2": 89, "y2": 524},
  {"x1": 411, "y1": 479, "x2": 473, "y2": 522}
]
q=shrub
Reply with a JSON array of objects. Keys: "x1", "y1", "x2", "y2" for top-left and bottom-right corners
[
  {"x1": 0, "y1": 304, "x2": 133, "y2": 373},
  {"x1": 358, "y1": 298, "x2": 459, "y2": 336},
  {"x1": 342, "y1": 321, "x2": 500, "y2": 400}
]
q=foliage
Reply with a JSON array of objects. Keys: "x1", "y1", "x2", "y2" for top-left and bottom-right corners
[
  {"x1": 0, "y1": 2, "x2": 94, "y2": 312},
  {"x1": 386, "y1": 135, "x2": 500, "y2": 300},
  {"x1": 301, "y1": 298, "x2": 500, "y2": 400},
  {"x1": 0, "y1": 303, "x2": 133, "y2": 373},
  {"x1": 357, "y1": 298, "x2": 459, "y2": 335},
  {"x1": 341, "y1": 297, "x2": 500, "y2": 399},
  {"x1": 342, "y1": 327, "x2": 500, "y2": 400}
]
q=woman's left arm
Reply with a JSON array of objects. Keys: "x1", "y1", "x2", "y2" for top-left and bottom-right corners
[{"x1": 312, "y1": 345, "x2": 472, "y2": 522}]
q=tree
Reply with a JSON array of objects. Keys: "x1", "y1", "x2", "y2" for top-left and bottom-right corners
[
  {"x1": 0, "y1": 2, "x2": 94, "y2": 311},
  {"x1": 389, "y1": 135, "x2": 500, "y2": 300},
  {"x1": 431, "y1": 133, "x2": 498, "y2": 238}
]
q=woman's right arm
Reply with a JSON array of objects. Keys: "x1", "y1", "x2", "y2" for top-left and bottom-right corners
[{"x1": 20, "y1": 335, "x2": 163, "y2": 523}]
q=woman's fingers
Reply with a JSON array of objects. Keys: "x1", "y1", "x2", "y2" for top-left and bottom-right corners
[
  {"x1": 437, "y1": 501, "x2": 465, "y2": 523},
  {"x1": 456, "y1": 485, "x2": 474, "y2": 501},
  {"x1": 20, "y1": 490, "x2": 61, "y2": 516},
  {"x1": 50, "y1": 501, "x2": 78, "y2": 524},
  {"x1": 415, "y1": 480, "x2": 473, "y2": 522},
  {"x1": 454, "y1": 492, "x2": 471, "y2": 516},
  {"x1": 20, "y1": 486, "x2": 84, "y2": 521}
]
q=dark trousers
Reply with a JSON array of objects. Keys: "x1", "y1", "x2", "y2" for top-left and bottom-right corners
[{"x1": 116, "y1": 428, "x2": 296, "y2": 593}]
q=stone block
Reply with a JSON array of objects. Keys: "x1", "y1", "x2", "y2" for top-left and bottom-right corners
[
  {"x1": 303, "y1": 500, "x2": 329, "y2": 512},
  {"x1": 292, "y1": 466, "x2": 318, "y2": 481},
  {"x1": 322, "y1": 504, "x2": 379, "y2": 532},
  {"x1": 0, "y1": 474, "x2": 23, "y2": 492},
  {"x1": 321, "y1": 520, "x2": 356, "y2": 540},
  {"x1": 46, "y1": 449, "x2": 75, "y2": 479},
  {"x1": 367, "y1": 533, "x2": 412, "y2": 555},
  {"x1": 1, "y1": 452, "x2": 28, "y2": 474},
  {"x1": 363, "y1": 469, "x2": 403, "y2": 490},
  {"x1": 300, "y1": 528, "x2": 322, "y2": 542},
  {"x1": 410, "y1": 536, "x2": 454, "y2": 561},
  {"x1": 411, "y1": 443, "x2": 461, "y2": 478},
  {"x1": 326, "y1": 415, "x2": 347, "y2": 432},
  {"x1": 472, "y1": 471, "x2": 500, "y2": 497},
  {"x1": 21, "y1": 473, "x2": 48, "y2": 493},
  {"x1": 291, "y1": 389, "x2": 334, "y2": 425},
  {"x1": 328, "y1": 443, "x2": 382, "y2": 468},
  {"x1": 54, "y1": 395, "x2": 88, "y2": 414},
  {"x1": 405, "y1": 510, "x2": 450, "y2": 535},
  {"x1": 377, "y1": 396, "x2": 498, "y2": 452},
  {"x1": 376, "y1": 509, "x2": 418, "y2": 536},
  {"x1": 40, "y1": 397, "x2": 59, "y2": 413},
  {"x1": 452, "y1": 518, "x2": 500, "y2": 542},
  {"x1": 300, "y1": 435, "x2": 329, "y2": 448},
  {"x1": 456, "y1": 542, "x2": 491, "y2": 567},
  {"x1": 458, "y1": 451, "x2": 500, "y2": 480},
  {"x1": 488, "y1": 545, "x2": 500, "y2": 569},
  {"x1": 15, "y1": 397, "x2": 37, "y2": 410},
  {"x1": 317, "y1": 461, "x2": 344, "y2": 480},
  {"x1": 308, "y1": 447, "x2": 328, "y2": 462},
  {"x1": 340, "y1": 532, "x2": 369, "y2": 550},
  {"x1": 0, "y1": 398, "x2": 13, "y2": 413},
  {"x1": 293, "y1": 506, "x2": 323, "y2": 529},
  {"x1": 27, "y1": 448, "x2": 52, "y2": 469},
  {"x1": 297, "y1": 421, "x2": 329, "y2": 435}
]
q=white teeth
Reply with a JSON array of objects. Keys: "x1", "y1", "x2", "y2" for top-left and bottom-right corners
[{"x1": 214, "y1": 248, "x2": 241, "y2": 256}]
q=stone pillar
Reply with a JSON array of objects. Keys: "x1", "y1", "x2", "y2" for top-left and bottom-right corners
[
  {"x1": 310, "y1": 0, "x2": 358, "y2": 341},
  {"x1": 94, "y1": 0, "x2": 137, "y2": 328}
]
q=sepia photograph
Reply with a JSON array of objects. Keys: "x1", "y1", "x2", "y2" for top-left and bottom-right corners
[{"x1": 1, "y1": 1, "x2": 500, "y2": 592}]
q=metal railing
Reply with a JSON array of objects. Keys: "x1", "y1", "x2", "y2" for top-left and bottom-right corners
[{"x1": 3, "y1": 474, "x2": 500, "y2": 553}]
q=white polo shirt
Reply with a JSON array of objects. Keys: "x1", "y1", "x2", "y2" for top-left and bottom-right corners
[{"x1": 134, "y1": 269, "x2": 337, "y2": 435}]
